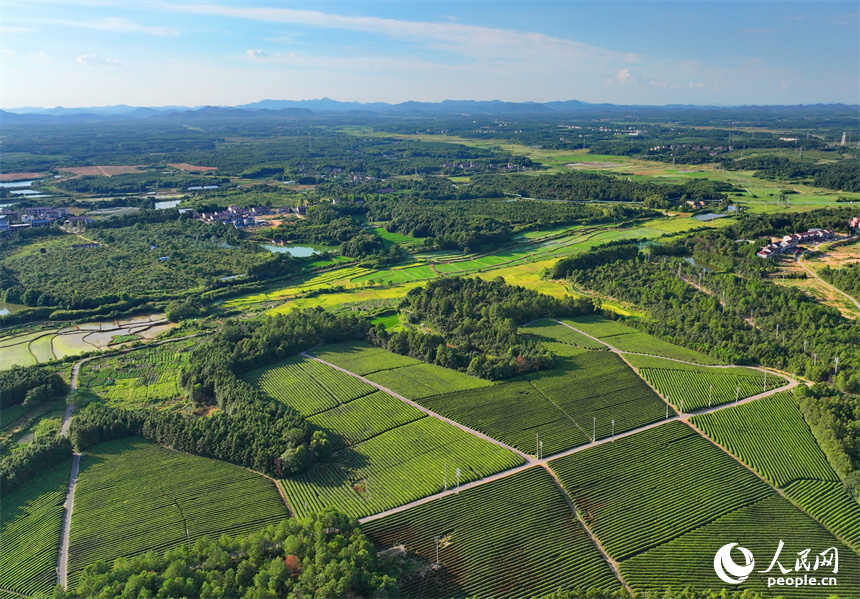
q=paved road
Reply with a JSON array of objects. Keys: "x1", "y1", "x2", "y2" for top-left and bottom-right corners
[
  {"x1": 798, "y1": 254, "x2": 860, "y2": 313},
  {"x1": 57, "y1": 452, "x2": 81, "y2": 589}
]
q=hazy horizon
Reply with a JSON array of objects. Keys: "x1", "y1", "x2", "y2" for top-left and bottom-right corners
[{"x1": 1, "y1": 1, "x2": 858, "y2": 109}]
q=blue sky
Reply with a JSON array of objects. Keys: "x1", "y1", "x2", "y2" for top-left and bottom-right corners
[{"x1": 1, "y1": 1, "x2": 857, "y2": 108}]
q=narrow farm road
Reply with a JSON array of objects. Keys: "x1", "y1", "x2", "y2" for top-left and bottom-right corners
[
  {"x1": 301, "y1": 351, "x2": 535, "y2": 464},
  {"x1": 798, "y1": 255, "x2": 860, "y2": 313},
  {"x1": 57, "y1": 452, "x2": 81, "y2": 589},
  {"x1": 55, "y1": 334, "x2": 203, "y2": 588}
]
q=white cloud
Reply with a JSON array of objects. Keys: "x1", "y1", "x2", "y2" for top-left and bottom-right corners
[
  {"x1": 689, "y1": 81, "x2": 707, "y2": 89},
  {"x1": 169, "y1": 4, "x2": 635, "y2": 65},
  {"x1": 2, "y1": 48, "x2": 16, "y2": 56},
  {"x1": 0, "y1": 26, "x2": 34, "y2": 34},
  {"x1": 77, "y1": 54, "x2": 121, "y2": 66},
  {"x1": 246, "y1": 49, "x2": 268, "y2": 57},
  {"x1": 53, "y1": 17, "x2": 178, "y2": 37},
  {"x1": 615, "y1": 69, "x2": 636, "y2": 84}
]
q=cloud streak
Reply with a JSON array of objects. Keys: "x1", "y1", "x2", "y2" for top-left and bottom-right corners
[
  {"x1": 77, "y1": 54, "x2": 121, "y2": 66},
  {"x1": 53, "y1": 17, "x2": 178, "y2": 37},
  {"x1": 169, "y1": 3, "x2": 637, "y2": 64}
]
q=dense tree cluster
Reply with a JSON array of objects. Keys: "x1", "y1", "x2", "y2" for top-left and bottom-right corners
[
  {"x1": 0, "y1": 213, "x2": 275, "y2": 312},
  {"x1": 61, "y1": 510, "x2": 398, "y2": 599},
  {"x1": 467, "y1": 171, "x2": 731, "y2": 204},
  {"x1": 267, "y1": 203, "x2": 365, "y2": 245},
  {"x1": 381, "y1": 277, "x2": 597, "y2": 379},
  {"x1": 546, "y1": 241, "x2": 640, "y2": 280},
  {"x1": 819, "y1": 262, "x2": 860, "y2": 300},
  {"x1": 794, "y1": 384, "x2": 860, "y2": 487},
  {"x1": 564, "y1": 256, "x2": 860, "y2": 388},
  {"x1": 0, "y1": 364, "x2": 68, "y2": 409},
  {"x1": 0, "y1": 435, "x2": 72, "y2": 493}
]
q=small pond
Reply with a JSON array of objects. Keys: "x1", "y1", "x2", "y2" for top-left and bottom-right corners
[
  {"x1": 154, "y1": 200, "x2": 181, "y2": 210},
  {"x1": 0, "y1": 301, "x2": 27, "y2": 317},
  {"x1": 261, "y1": 244, "x2": 336, "y2": 257}
]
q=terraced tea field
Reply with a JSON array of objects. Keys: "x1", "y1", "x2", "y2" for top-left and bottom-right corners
[
  {"x1": 419, "y1": 349, "x2": 665, "y2": 455},
  {"x1": 67, "y1": 438, "x2": 289, "y2": 588},
  {"x1": 519, "y1": 318, "x2": 607, "y2": 350},
  {"x1": 310, "y1": 341, "x2": 421, "y2": 375},
  {"x1": 0, "y1": 460, "x2": 71, "y2": 597},
  {"x1": 76, "y1": 338, "x2": 197, "y2": 409},
  {"x1": 550, "y1": 421, "x2": 773, "y2": 560},
  {"x1": 784, "y1": 480, "x2": 860, "y2": 552},
  {"x1": 626, "y1": 354, "x2": 787, "y2": 411},
  {"x1": 280, "y1": 417, "x2": 524, "y2": 519},
  {"x1": 562, "y1": 315, "x2": 722, "y2": 364},
  {"x1": 243, "y1": 354, "x2": 376, "y2": 415},
  {"x1": 363, "y1": 468, "x2": 620, "y2": 599},
  {"x1": 691, "y1": 391, "x2": 835, "y2": 486},
  {"x1": 620, "y1": 495, "x2": 860, "y2": 597},
  {"x1": 366, "y1": 363, "x2": 492, "y2": 399},
  {"x1": 222, "y1": 266, "x2": 374, "y2": 310},
  {"x1": 307, "y1": 390, "x2": 426, "y2": 451}
]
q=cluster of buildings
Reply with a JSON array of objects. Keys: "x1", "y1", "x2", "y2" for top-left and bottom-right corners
[
  {"x1": 199, "y1": 205, "x2": 271, "y2": 228},
  {"x1": 0, "y1": 206, "x2": 93, "y2": 235},
  {"x1": 756, "y1": 228, "x2": 835, "y2": 259}
]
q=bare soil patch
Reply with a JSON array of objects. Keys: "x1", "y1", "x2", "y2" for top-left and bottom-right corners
[
  {"x1": 566, "y1": 161, "x2": 622, "y2": 168},
  {"x1": 0, "y1": 172, "x2": 46, "y2": 181},
  {"x1": 169, "y1": 163, "x2": 218, "y2": 172},
  {"x1": 61, "y1": 165, "x2": 143, "y2": 177}
]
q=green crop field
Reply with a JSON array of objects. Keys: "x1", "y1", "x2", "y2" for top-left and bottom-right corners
[
  {"x1": 280, "y1": 417, "x2": 524, "y2": 520},
  {"x1": 308, "y1": 390, "x2": 426, "y2": 451},
  {"x1": 619, "y1": 495, "x2": 860, "y2": 598},
  {"x1": 519, "y1": 318, "x2": 608, "y2": 350},
  {"x1": 420, "y1": 349, "x2": 665, "y2": 455},
  {"x1": 366, "y1": 363, "x2": 491, "y2": 399},
  {"x1": 421, "y1": 379, "x2": 591, "y2": 455},
  {"x1": 310, "y1": 341, "x2": 422, "y2": 376},
  {"x1": 67, "y1": 438, "x2": 289, "y2": 588},
  {"x1": 243, "y1": 354, "x2": 376, "y2": 416},
  {"x1": 0, "y1": 460, "x2": 71, "y2": 597},
  {"x1": 550, "y1": 421, "x2": 773, "y2": 561},
  {"x1": 628, "y1": 358, "x2": 787, "y2": 411},
  {"x1": 562, "y1": 315, "x2": 722, "y2": 364},
  {"x1": 363, "y1": 468, "x2": 620, "y2": 599},
  {"x1": 784, "y1": 480, "x2": 860, "y2": 552},
  {"x1": 691, "y1": 391, "x2": 836, "y2": 487},
  {"x1": 525, "y1": 349, "x2": 667, "y2": 442},
  {"x1": 77, "y1": 339, "x2": 197, "y2": 409}
]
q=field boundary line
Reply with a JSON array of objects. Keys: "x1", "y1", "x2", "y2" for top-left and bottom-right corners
[
  {"x1": 543, "y1": 463, "x2": 633, "y2": 596},
  {"x1": 302, "y1": 351, "x2": 534, "y2": 463},
  {"x1": 527, "y1": 380, "x2": 594, "y2": 442},
  {"x1": 0, "y1": 588, "x2": 27, "y2": 598}
]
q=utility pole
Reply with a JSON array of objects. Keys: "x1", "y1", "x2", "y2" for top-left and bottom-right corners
[
  {"x1": 434, "y1": 536, "x2": 440, "y2": 565},
  {"x1": 539, "y1": 440, "x2": 543, "y2": 460},
  {"x1": 455, "y1": 468, "x2": 461, "y2": 494},
  {"x1": 708, "y1": 384, "x2": 713, "y2": 408},
  {"x1": 444, "y1": 462, "x2": 447, "y2": 492},
  {"x1": 593, "y1": 417, "x2": 596, "y2": 441},
  {"x1": 611, "y1": 419, "x2": 615, "y2": 441},
  {"x1": 763, "y1": 371, "x2": 767, "y2": 392},
  {"x1": 736, "y1": 385, "x2": 740, "y2": 404}
]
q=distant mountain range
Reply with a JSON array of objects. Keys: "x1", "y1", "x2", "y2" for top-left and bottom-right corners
[{"x1": 0, "y1": 98, "x2": 855, "y2": 124}]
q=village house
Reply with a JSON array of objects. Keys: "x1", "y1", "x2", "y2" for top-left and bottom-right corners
[{"x1": 756, "y1": 228, "x2": 835, "y2": 259}]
